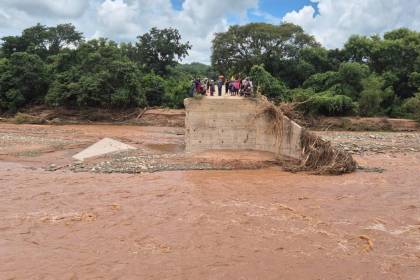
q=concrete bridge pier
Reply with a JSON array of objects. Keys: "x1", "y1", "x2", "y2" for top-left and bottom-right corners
[{"x1": 184, "y1": 96, "x2": 303, "y2": 161}]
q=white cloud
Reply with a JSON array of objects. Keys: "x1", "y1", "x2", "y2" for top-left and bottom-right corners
[
  {"x1": 1, "y1": 0, "x2": 420, "y2": 63},
  {"x1": 97, "y1": 0, "x2": 139, "y2": 35},
  {"x1": 94, "y1": 0, "x2": 259, "y2": 63},
  {"x1": 1, "y1": 0, "x2": 89, "y2": 18},
  {"x1": 283, "y1": 0, "x2": 420, "y2": 49},
  {"x1": 0, "y1": 0, "x2": 241, "y2": 63}
]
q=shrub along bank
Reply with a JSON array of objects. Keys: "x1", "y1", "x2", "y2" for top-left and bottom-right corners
[
  {"x1": 0, "y1": 24, "x2": 201, "y2": 115},
  {"x1": 1, "y1": 23, "x2": 420, "y2": 122},
  {"x1": 213, "y1": 24, "x2": 420, "y2": 120}
]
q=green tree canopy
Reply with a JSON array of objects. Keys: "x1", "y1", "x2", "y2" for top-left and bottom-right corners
[
  {"x1": 249, "y1": 65, "x2": 288, "y2": 101},
  {"x1": 0, "y1": 52, "x2": 48, "y2": 112},
  {"x1": 1, "y1": 22, "x2": 420, "y2": 120},
  {"x1": 1, "y1": 23, "x2": 83, "y2": 59},
  {"x1": 136, "y1": 27, "x2": 191, "y2": 76},
  {"x1": 211, "y1": 23, "x2": 319, "y2": 79},
  {"x1": 46, "y1": 38, "x2": 145, "y2": 109},
  {"x1": 359, "y1": 74, "x2": 394, "y2": 116},
  {"x1": 343, "y1": 28, "x2": 420, "y2": 99}
]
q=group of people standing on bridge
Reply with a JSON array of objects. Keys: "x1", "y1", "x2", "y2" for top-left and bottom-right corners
[{"x1": 192, "y1": 76, "x2": 253, "y2": 97}]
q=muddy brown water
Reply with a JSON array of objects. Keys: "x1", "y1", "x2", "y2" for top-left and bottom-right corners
[
  {"x1": 1, "y1": 123, "x2": 420, "y2": 279},
  {"x1": 145, "y1": 143, "x2": 185, "y2": 153}
]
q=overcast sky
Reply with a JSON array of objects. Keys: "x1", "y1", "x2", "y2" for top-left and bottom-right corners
[{"x1": 1, "y1": 0, "x2": 420, "y2": 64}]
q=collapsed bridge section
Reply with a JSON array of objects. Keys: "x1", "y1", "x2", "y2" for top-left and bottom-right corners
[
  {"x1": 184, "y1": 96, "x2": 357, "y2": 174},
  {"x1": 184, "y1": 96, "x2": 303, "y2": 161}
]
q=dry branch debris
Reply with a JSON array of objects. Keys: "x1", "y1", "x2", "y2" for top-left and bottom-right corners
[
  {"x1": 258, "y1": 99, "x2": 357, "y2": 175},
  {"x1": 294, "y1": 130, "x2": 357, "y2": 175},
  {"x1": 359, "y1": 235, "x2": 374, "y2": 252}
]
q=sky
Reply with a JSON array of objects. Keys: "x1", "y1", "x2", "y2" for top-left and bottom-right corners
[{"x1": 1, "y1": 0, "x2": 420, "y2": 64}]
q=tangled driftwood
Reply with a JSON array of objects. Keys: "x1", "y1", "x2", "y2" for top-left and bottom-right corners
[
  {"x1": 258, "y1": 99, "x2": 357, "y2": 175},
  {"x1": 288, "y1": 129, "x2": 357, "y2": 174}
]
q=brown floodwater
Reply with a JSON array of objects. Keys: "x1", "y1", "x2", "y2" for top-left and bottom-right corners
[{"x1": 1, "y1": 123, "x2": 420, "y2": 279}]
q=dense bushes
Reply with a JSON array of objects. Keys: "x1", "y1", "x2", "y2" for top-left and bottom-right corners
[
  {"x1": 401, "y1": 93, "x2": 420, "y2": 121},
  {"x1": 0, "y1": 53, "x2": 48, "y2": 112},
  {"x1": 2, "y1": 22, "x2": 420, "y2": 121},
  {"x1": 358, "y1": 75, "x2": 394, "y2": 116},
  {"x1": 291, "y1": 88, "x2": 355, "y2": 116},
  {"x1": 212, "y1": 24, "x2": 420, "y2": 120},
  {"x1": 163, "y1": 78, "x2": 192, "y2": 108},
  {"x1": 45, "y1": 40, "x2": 147, "y2": 109},
  {"x1": 249, "y1": 56, "x2": 410, "y2": 118},
  {"x1": 249, "y1": 65, "x2": 288, "y2": 101},
  {"x1": 254, "y1": 58, "x2": 413, "y2": 118},
  {"x1": 312, "y1": 94, "x2": 355, "y2": 116},
  {"x1": 303, "y1": 71, "x2": 340, "y2": 92},
  {"x1": 0, "y1": 24, "x2": 194, "y2": 113},
  {"x1": 141, "y1": 73, "x2": 165, "y2": 107}
]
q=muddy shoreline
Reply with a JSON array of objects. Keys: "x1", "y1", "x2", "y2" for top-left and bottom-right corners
[{"x1": 2, "y1": 106, "x2": 418, "y2": 132}]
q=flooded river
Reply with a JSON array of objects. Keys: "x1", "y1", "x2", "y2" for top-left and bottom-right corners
[{"x1": 1, "y1": 123, "x2": 420, "y2": 279}]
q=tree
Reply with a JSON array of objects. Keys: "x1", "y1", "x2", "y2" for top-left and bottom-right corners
[
  {"x1": 291, "y1": 88, "x2": 355, "y2": 116},
  {"x1": 302, "y1": 62, "x2": 371, "y2": 99},
  {"x1": 163, "y1": 78, "x2": 192, "y2": 108},
  {"x1": 0, "y1": 52, "x2": 48, "y2": 112},
  {"x1": 359, "y1": 75, "x2": 393, "y2": 116},
  {"x1": 1, "y1": 22, "x2": 420, "y2": 116},
  {"x1": 312, "y1": 93, "x2": 355, "y2": 116},
  {"x1": 136, "y1": 27, "x2": 191, "y2": 76},
  {"x1": 249, "y1": 65, "x2": 288, "y2": 101},
  {"x1": 211, "y1": 23, "x2": 319, "y2": 79},
  {"x1": 409, "y1": 72, "x2": 420, "y2": 90},
  {"x1": 299, "y1": 47, "x2": 331, "y2": 72},
  {"x1": 46, "y1": 39, "x2": 145, "y2": 109},
  {"x1": 141, "y1": 73, "x2": 165, "y2": 107},
  {"x1": 1, "y1": 23, "x2": 83, "y2": 59},
  {"x1": 120, "y1": 42, "x2": 139, "y2": 62},
  {"x1": 369, "y1": 28, "x2": 420, "y2": 98},
  {"x1": 276, "y1": 46, "x2": 333, "y2": 88},
  {"x1": 47, "y1": 23, "x2": 83, "y2": 55},
  {"x1": 327, "y1": 48, "x2": 347, "y2": 71},
  {"x1": 343, "y1": 35, "x2": 375, "y2": 63},
  {"x1": 173, "y1": 62, "x2": 213, "y2": 78},
  {"x1": 1, "y1": 35, "x2": 28, "y2": 58},
  {"x1": 401, "y1": 93, "x2": 420, "y2": 120},
  {"x1": 303, "y1": 71, "x2": 340, "y2": 92},
  {"x1": 336, "y1": 62, "x2": 370, "y2": 99}
]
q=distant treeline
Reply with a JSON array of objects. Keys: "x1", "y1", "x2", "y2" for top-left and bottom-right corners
[
  {"x1": 212, "y1": 23, "x2": 420, "y2": 120},
  {"x1": 1, "y1": 22, "x2": 419, "y2": 120},
  {"x1": 0, "y1": 23, "x2": 211, "y2": 113}
]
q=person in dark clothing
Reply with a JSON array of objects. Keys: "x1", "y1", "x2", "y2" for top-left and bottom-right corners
[
  {"x1": 209, "y1": 80, "x2": 215, "y2": 96},
  {"x1": 194, "y1": 79, "x2": 201, "y2": 95},
  {"x1": 217, "y1": 78, "x2": 223, "y2": 96},
  {"x1": 225, "y1": 80, "x2": 230, "y2": 95},
  {"x1": 189, "y1": 80, "x2": 195, "y2": 97}
]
